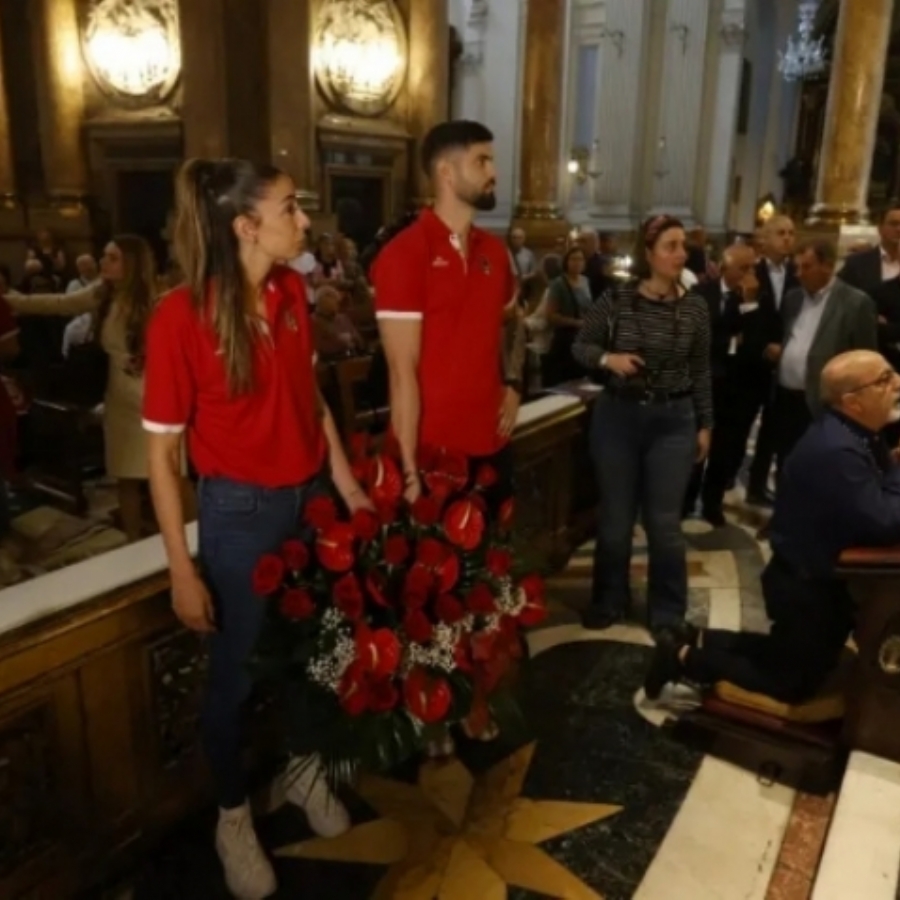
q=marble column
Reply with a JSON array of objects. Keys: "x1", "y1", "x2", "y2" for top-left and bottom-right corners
[
  {"x1": 179, "y1": 0, "x2": 230, "y2": 159},
  {"x1": 408, "y1": 0, "x2": 450, "y2": 205},
  {"x1": 514, "y1": 0, "x2": 567, "y2": 223},
  {"x1": 31, "y1": 0, "x2": 89, "y2": 204},
  {"x1": 266, "y1": 0, "x2": 319, "y2": 209},
  {"x1": 807, "y1": 0, "x2": 893, "y2": 225}
]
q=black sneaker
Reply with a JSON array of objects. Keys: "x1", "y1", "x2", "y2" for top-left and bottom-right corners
[
  {"x1": 643, "y1": 635, "x2": 684, "y2": 700},
  {"x1": 581, "y1": 607, "x2": 624, "y2": 631},
  {"x1": 702, "y1": 507, "x2": 726, "y2": 528}
]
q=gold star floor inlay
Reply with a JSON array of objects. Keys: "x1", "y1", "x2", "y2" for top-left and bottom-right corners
[{"x1": 276, "y1": 743, "x2": 621, "y2": 899}]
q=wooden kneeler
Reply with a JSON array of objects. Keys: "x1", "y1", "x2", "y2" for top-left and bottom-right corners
[{"x1": 670, "y1": 651, "x2": 856, "y2": 795}]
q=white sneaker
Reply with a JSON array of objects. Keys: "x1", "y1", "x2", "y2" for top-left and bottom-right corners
[
  {"x1": 284, "y1": 754, "x2": 351, "y2": 838},
  {"x1": 215, "y1": 802, "x2": 277, "y2": 899}
]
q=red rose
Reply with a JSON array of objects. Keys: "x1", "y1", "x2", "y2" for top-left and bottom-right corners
[
  {"x1": 498, "y1": 498, "x2": 515, "y2": 531},
  {"x1": 333, "y1": 573, "x2": 364, "y2": 620},
  {"x1": 411, "y1": 495, "x2": 441, "y2": 526},
  {"x1": 384, "y1": 534, "x2": 410, "y2": 566},
  {"x1": 280, "y1": 587, "x2": 315, "y2": 620},
  {"x1": 367, "y1": 677, "x2": 399, "y2": 713},
  {"x1": 367, "y1": 454, "x2": 403, "y2": 505},
  {"x1": 405, "y1": 563, "x2": 434, "y2": 595},
  {"x1": 436, "y1": 593, "x2": 466, "y2": 624},
  {"x1": 356, "y1": 627, "x2": 402, "y2": 677},
  {"x1": 443, "y1": 499, "x2": 486, "y2": 551},
  {"x1": 351, "y1": 508, "x2": 380, "y2": 542},
  {"x1": 338, "y1": 661, "x2": 369, "y2": 716},
  {"x1": 404, "y1": 609, "x2": 434, "y2": 643},
  {"x1": 315, "y1": 522, "x2": 355, "y2": 573},
  {"x1": 281, "y1": 539, "x2": 309, "y2": 572},
  {"x1": 417, "y1": 537, "x2": 447, "y2": 568},
  {"x1": 305, "y1": 496, "x2": 338, "y2": 530},
  {"x1": 475, "y1": 464, "x2": 498, "y2": 489},
  {"x1": 518, "y1": 574, "x2": 548, "y2": 627},
  {"x1": 466, "y1": 583, "x2": 496, "y2": 616},
  {"x1": 486, "y1": 547, "x2": 513, "y2": 578},
  {"x1": 403, "y1": 667, "x2": 452, "y2": 724},
  {"x1": 375, "y1": 499, "x2": 398, "y2": 525},
  {"x1": 252, "y1": 553, "x2": 285, "y2": 596},
  {"x1": 436, "y1": 552, "x2": 460, "y2": 592}
]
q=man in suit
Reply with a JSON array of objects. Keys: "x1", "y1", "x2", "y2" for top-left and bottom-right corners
[
  {"x1": 646, "y1": 350, "x2": 900, "y2": 703},
  {"x1": 684, "y1": 244, "x2": 765, "y2": 525},
  {"x1": 838, "y1": 206, "x2": 900, "y2": 299},
  {"x1": 747, "y1": 215, "x2": 799, "y2": 504},
  {"x1": 772, "y1": 238, "x2": 878, "y2": 468}
]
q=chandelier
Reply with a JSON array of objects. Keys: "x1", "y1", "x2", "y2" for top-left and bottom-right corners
[{"x1": 778, "y1": 0, "x2": 827, "y2": 82}]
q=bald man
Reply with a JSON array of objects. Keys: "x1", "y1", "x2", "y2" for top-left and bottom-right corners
[
  {"x1": 648, "y1": 350, "x2": 900, "y2": 703},
  {"x1": 747, "y1": 215, "x2": 800, "y2": 504},
  {"x1": 684, "y1": 244, "x2": 766, "y2": 524}
]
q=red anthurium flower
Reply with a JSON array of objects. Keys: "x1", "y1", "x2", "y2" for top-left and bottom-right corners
[
  {"x1": 436, "y1": 593, "x2": 466, "y2": 624},
  {"x1": 384, "y1": 534, "x2": 410, "y2": 566},
  {"x1": 252, "y1": 553, "x2": 285, "y2": 596},
  {"x1": 367, "y1": 677, "x2": 399, "y2": 713},
  {"x1": 280, "y1": 587, "x2": 315, "y2": 620},
  {"x1": 315, "y1": 522, "x2": 355, "y2": 573},
  {"x1": 280, "y1": 539, "x2": 309, "y2": 572},
  {"x1": 466, "y1": 583, "x2": 496, "y2": 616},
  {"x1": 417, "y1": 537, "x2": 447, "y2": 568},
  {"x1": 443, "y1": 499, "x2": 486, "y2": 551},
  {"x1": 411, "y1": 495, "x2": 441, "y2": 526},
  {"x1": 333, "y1": 572, "x2": 364, "y2": 620},
  {"x1": 338, "y1": 661, "x2": 369, "y2": 716},
  {"x1": 436, "y1": 551, "x2": 460, "y2": 592},
  {"x1": 365, "y1": 569, "x2": 389, "y2": 607},
  {"x1": 404, "y1": 609, "x2": 434, "y2": 644},
  {"x1": 517, "y1": 574, "x2": 548, "y2": 627},
  {"x1": 305, "y1": 496, "x2": 338, "y2": 530},
  {"x1": 475, "y1": 464, "x2": 498, "y2": 489},
  {"x1": 351, "y1": 508, "x2": 380, "y2": 542},
  {"x1": 405, "y1": 563, "x2": 434, "y2": 595},
  {"x1": 356, "y1": 627, "x2": 402, "y2": 678},
  {"x1": 486, "y1": 547, "x2": 513, "y2": 578},
  {"x1": 454, "y1": 638, "x2": 473, "y2": 672},
  {"x1": 374, "y1": 499, "x2": 398, "y2": 525},
  {"x1": 403, "y1": 667, "x2": 452, "y2": 724},
  {"x1": 471, "y1": 629, "x2": 499, "y2": 662},
  {"x1": 498, "y1": 497, "x2": 515, "y2": 531},
  {"x1": 367, "y1": 454, "x2": 403, "y2": 505}
]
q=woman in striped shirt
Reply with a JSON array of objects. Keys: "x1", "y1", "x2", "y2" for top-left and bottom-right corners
[{"x1": 573, "y1": 215, "x2": 712, "y2": 636}]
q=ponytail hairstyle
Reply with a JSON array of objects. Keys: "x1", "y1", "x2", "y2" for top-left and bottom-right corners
[
  {"x1": 173, "y1": 157, "x2": 284, "y2": 396},
  {"x1": 94, "y1": 233, "x2": 158, "y2": 359}
]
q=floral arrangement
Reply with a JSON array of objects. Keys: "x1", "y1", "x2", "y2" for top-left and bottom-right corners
[{"x1": 250, "y1": 436, "x2": 547, "y2": 777}]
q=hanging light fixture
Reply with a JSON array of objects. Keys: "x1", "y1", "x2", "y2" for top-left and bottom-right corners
[{"x1": 778, "y1": 0, "x2": 827, "y2": 83}]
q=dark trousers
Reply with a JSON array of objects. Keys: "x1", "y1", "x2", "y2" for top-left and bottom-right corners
[
  {"x1": 747, "y1": 397, "x2": 778, "y2": 495},
  {"x1": 198, "y1": 475, "x2": 321, "y2": 809},
  {"x1": 686, "y1": 372, "x2": 768, "y2": 515},
  {"x1": 590, "y1": 394, "x2": 697, "y2": 628},
  {"x1": 772, "y1": 386, "x2": 812, "y2": 477},
  {"x1": 684, "y1": 556, "x2": 854, "y2": 702}
]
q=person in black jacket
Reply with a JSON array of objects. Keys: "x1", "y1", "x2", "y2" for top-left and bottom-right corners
[
  {"x1": 646, "y1": 350, "x2": 900, "y2": 703},
  {"x1": 838, "y1": 207, "x2": 900, "y2": 299}
]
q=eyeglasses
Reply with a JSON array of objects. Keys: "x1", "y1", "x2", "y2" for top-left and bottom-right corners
[{"x1": 846, "y1": 369, "x2": 898, "y2": 393}]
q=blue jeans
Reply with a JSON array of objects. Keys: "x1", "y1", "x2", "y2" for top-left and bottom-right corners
[
  {"x1": 198, "y1": 475, "x2": 322, "y2": 809},
  {"x1": 590, "y1": 394, "x2": 697, "y2": 629}
]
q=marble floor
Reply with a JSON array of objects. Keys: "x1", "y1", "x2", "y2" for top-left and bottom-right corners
[{"x1": 91, "y1": 485, "x2": 900, "y2": 900}]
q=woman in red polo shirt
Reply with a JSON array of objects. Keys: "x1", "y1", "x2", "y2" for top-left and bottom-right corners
[{"x1": 143, "y1": 158, "x2": 371, "y2": 900}]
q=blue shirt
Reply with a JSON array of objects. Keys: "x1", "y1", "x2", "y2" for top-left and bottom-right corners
[{"x1": 770, "y1": 409, "x2": 900, "y2": 578}]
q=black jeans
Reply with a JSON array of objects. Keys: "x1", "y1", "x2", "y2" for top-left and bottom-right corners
[
  {"x1": 590, "y1": 394, "x2": 697, "y2": 629},
  {"x1": 198, "y1": 475, "x2": 322, "y2": 809},
  {"x1": 684, "y1": 555, "x2": 854, "y2": 702}
]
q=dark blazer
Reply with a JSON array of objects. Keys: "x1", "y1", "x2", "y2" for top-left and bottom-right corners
[
  {"x1": 838, "y1": 246, "x2": 883, "y2": 298},
  {"x1": 771, "y1": 410, "x2": 900, "y2": 579},
  {"x1": 756, "y1": 257, "x2": 799, "y2": 345},
  {"x1": 872, "y1": 276, "x2": 900, "y2": 369},
  {"x1": 780, "y1": 280, "x2": 878, "y2": 413},
  {"x1": 695, "y1": 281, "x2": 738, "y2": 376}
]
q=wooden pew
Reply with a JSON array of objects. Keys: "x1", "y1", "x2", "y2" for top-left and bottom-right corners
[{"x1": 836, "y1": 545, "x2": 900, "y2": 763}]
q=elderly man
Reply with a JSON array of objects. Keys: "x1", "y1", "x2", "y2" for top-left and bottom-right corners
[{"x1": 647, "y1": 350, "x2": 900, "y2": 703}]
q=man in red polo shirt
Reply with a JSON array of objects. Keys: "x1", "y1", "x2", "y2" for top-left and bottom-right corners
[{"x1": 372, "y1": 120, "x2": 525, "y2": 502}]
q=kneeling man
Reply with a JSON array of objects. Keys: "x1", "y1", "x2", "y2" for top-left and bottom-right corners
[{"x1": 646, "y1": 350, "x2": 900, "y2": 703}]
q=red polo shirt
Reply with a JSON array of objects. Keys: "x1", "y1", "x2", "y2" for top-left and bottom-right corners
[
  {"x1": 371, "y1": 208, "x2": 515, "y2": 457},
  {"x1": 142, "y1": 266, "x2": 325, "y2": 487}
]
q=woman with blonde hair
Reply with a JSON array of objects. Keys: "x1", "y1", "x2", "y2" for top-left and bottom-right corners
[{"x1": 5, "y1": 234, "x2": 183, "y2": 542}]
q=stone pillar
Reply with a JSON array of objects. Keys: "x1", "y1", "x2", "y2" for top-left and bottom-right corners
[
  {"x1": 408, "y1": 0, "x2": 450, "y2": 205},
  {"x1": 31, "y1": 0, "x2": 89, "y2": 204},
  {"x1": 179, "y1": 0, "x2": 230, "y2": 159},
  {"x1": 267, "y1": 0, "x2": 319, "y2": 209},
  {"x1": 514, "y1": 0, "x2": 567, "y2": 232},
  {"x1": 807, "y1": 0, "x2": 893, "y2": 225}
]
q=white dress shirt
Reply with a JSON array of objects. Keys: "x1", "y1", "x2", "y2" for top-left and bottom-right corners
[
  {"x1": 778, "y1": 280, "x2": 835, "y2": 390},
  {"x1": 767, "y1": 260, "x2": 787, "y2": 308},
  {"x1": 881, "y1": 247, "x2": 900, "y2": 282}
]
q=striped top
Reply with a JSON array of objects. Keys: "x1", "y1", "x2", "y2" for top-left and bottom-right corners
[{"x1": 573, "y1": 281, "x2": 713, "y2": 428}]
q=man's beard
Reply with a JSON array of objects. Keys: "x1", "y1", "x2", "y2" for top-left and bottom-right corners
[{"x1": 472, "y1": 190, "x2": 497, "y2": 211}]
